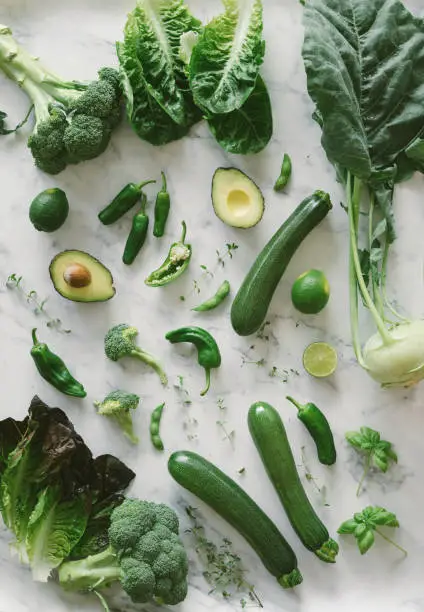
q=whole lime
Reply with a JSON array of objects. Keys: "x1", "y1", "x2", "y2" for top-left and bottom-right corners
[
  {"x1": 291, "y1": 269, "x2": 330, "y2": 314},
  {"x1": 29, "y1": 188, "x2": 69, "y2": 232}
]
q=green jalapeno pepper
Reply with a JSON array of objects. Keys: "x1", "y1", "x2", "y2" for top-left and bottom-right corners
[
  {"x1": 150, "y1": 402, "x2": 165, "y2": 451},
  {"x1": 274, "y1": 154, "x2": 292, "y2": 192},
  {"x1": 145, "y1": 221, "x2": 192, "y2": 287},
  {"x1": 122, "y1": 193, "x2": 149, "y2": 265},
  {"x1": 153, "y1": 172, "x2": 171, "y2": 238},
  {"x1": 192, "y1": 280, "x2": 231, "y2": 312},
  {"x1": 286, "y1": 396, "x2": 336, "y2": 466},
  {"x1": 30, "y1": 329, "x2": 86, "y2": 398},
  {"x1": 98, "y1": 179, "x2": 155, "y2": 225},
  {"x1": 165, "y1": 326, "x2": 221, "y2": 396}
]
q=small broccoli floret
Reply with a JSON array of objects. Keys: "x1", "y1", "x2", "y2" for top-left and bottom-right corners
[
  {"x1": 94, "y1": 390, "x2": 140, "y2": 444},
  {"x1": 0, "y1": 25, "x2": 122, "y2": 174},
  {"x1": 120, "y1": 558, "x2": 156, "y2": 603},
  {"x1": 154, "y1": 503, "x2": 180, "y2": 534},
  {"x1": 104, "y1": 324, "x2": 168, "y2": 386}
]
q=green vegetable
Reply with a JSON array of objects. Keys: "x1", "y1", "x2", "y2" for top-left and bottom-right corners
[
  {"x1": 248, "y1": 401, "x2": 339, "y2": 563},
  {"x1": 345, "y1": 427, "x2": 397, "y2": 496},
  {"x1": 30, "y1": 329, "x2": 86, "y2": 398},
  {"x1": 291, "y1": 269, "x2": 330, "y2": 314},
  {"x1": 150, "y1": 403, "x2": 165, "y2": 451},
  {"x1": 165, "y1": 326, "x2": 221, "y2": 396},
  {"x1": 338, "y1": 506, "x2": 407, "y2": 556},
  {"x1": 231, "y1": 190, "x2": 332, "y2": 336},
  {"x1": 58, "y1": 498, "x2": 190, "y2": 605},
  {"x1": 274, "y1": 154, "x2": 292, "y2": 192},
  {"x1": 145, "y1": 221, "x2": 192, "y2": 287},
  {"x1": 192, "y1": 280, "x2": 230, "y2": 312},
  {"x1": 0, "y1": 25, "x2": 121, "y2": 174},
  {"x1": 286, "y1": 396, "x2": 336, "y2": 466},
  {"x1": 29, "y1": 188, "x2": 69, "y2": 232},
  {"x1": 302, "y1": 0, "x2": 424, "y2": 387},
  {"x1": 98, "y1": 179, "x2": 155, "y2": 225},
  {"x1": 104, "y1": 324, "x2": 168, "y2": 386},
  {"x1": 117, "y1": 1, "x2": 202, "y2": 146},
  {"x1": 0, "y1": 396, "x2": 135, "y2": 582},
  {"x1": 168, "y1": 450, "x2": 303, "y2": 589},
  {"x1": 94, "y1": 390, "x2": 140, "y2": 444},
  {"x1": 153, "y1": 172, "x2": 171, "y2": 238},
  {"x1": 122, "y1": 193, "x2": 149, "y2": 265}
]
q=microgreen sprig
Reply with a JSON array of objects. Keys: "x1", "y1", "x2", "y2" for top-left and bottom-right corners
[{"x1": 338, "y1": 506, "x2": 407, "y2": 556}]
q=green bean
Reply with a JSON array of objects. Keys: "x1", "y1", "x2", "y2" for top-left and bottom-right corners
[
  {"x1": 192, "y1": 280, "x2": 231, "y2": 312},
  {"x1": 150, "y1": 402, "x2": 165, "y2": 451},
  {"x1": 274, "y1": 153, "x2": 292, "y2": 192}
]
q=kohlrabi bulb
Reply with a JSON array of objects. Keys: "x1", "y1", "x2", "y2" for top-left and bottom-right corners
[{"x1": 363, "y1": 320, "x2": 424, "y2": 388}]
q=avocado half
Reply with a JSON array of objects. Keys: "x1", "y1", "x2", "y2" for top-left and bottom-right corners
[
  {"x1": 212, "y1": 167, "x2": 264, "y2": 229},
  {"x1": 49, "y1": 250, "x2": 116, "y2": 302}
]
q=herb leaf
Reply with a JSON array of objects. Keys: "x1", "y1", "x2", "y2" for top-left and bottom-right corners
[{"x1": 338, "y1": 506, "x2": 406, "y2": 556}]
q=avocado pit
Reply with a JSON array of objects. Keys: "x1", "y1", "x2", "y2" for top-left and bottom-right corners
[{"x1": 63, "y1": 263, "x2": 92, "y2": 288}]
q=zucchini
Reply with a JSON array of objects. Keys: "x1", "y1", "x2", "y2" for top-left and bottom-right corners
[
  {"x1": 168, "y1": 450, "x2": 302, "y2": 589},
  {"x1": 231, "y1": 190, "x2": 332, "y2": 336},
  {"x1": 248, "y1": 402, "x2": 339, "y2": 563}
]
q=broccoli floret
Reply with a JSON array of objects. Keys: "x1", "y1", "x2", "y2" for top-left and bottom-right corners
[
  {"x1": 58, "y1": 499, "x2": 189, "y2": 607},
  {"x1": 94, "y1": 390, "x2": 140, "y2": 445},
  {"x1": 0, "y1": 24, "x2": 122, "y2": 174},
  {"x1": 104, "y1": 324, "x2": 168, "y2": 386}
]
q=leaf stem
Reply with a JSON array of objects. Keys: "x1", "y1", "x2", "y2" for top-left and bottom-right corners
[
  {"x1": 368, "y1": 195, "x2": 385, "y2": 319},
  {"x1": 375, "y1": 528, "x2": 408, "y2": 556},
  {"x1": 381, "y1": 234, "x2": 409, "y2": 323},
  {"x1": 348, "y1": 175, "x2": 366, "y2": 366},
  {"x1": 356, "y1": 453, "x2": 371, "y2": 497}
]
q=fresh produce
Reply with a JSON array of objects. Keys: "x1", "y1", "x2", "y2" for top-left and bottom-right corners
[
  {"x1": 248, "y1": 402, "x2": 339, "y2": 563},
  {"x1": 168, "y1": 450, "x2": 303, "y2": 588},
  {"x1": 286, "y1": 396, "x2": 336, "y2": 466},
  {"x1": 231, "y1": 191, "x2": 332, "y2": 335},
  {"x1": 94, "y1": 390, "x2": 140, "y2": 444},
  {"x1": 212, "y1": 168, "x2": 264, "y2": 229},
  {"x1": 345, "y1": 427, "x2": 397, "y2": 497},
  {"x1": 274, "y1": 154, "x2": 292, "y2": 192},
  {"x1": 29, "y1": 188, "x2": 69, "y2": 232},
  {"x1": 0, "y1": 25, "x2": 121, "y2": 174},
  {"x1": 30, "y1": 329, "x2": 86, "y2": 398},
  {"x1": 0, "y1": 106, "x2": 32, "y2": 134},
  {"x1": 153, "y1": 172, "x2": 171, "y2": 238},
  {"x1": 150, "y1": 403, "x2": 165, "y2": 451},
  {"x1": 291, "y1": 269, "x2": 330, "y2": 314},
  {"x1": 192, "y1": 280, "x2": 231, "y2": 312},
  {"x1": 58, "y1": 498, "x2": 190, "y2": 606},
  {"x1": 302, "y1": 0, "x2": 424, "y2": 387},
  {"x1": 145, "y1": 221, "x2": 192, "y2": 287},
  {"x1": 0, "y1": 396, "x2": 135, "y2": 581},
  {"x1": 122, "y1": 192, "x2": 149, "y2": 265},
  {"x1": 165, "y1": 326, "x2": 221, "y2": 396},
  {"x1": 338, "y1": 506, "x2": 407, "y2": 556},
  {"x1": 49, "y1": 250, "x2": 116, "y2": 302},
  {"x1": 98, "y1": 179, "x2": 155, "y2": 225},
  {"x1": 104, "y1": 323, "x2": 168, "y2": 386},
  {"x1": 302, "y1": 342, "x2": 338, "y2": 378}
]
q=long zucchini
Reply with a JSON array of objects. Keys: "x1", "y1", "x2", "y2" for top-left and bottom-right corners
[
  {"x1": 231, "y1": 190, "x2": 332, "y2": 336},
  {"x1": 248, "y1": 402, "x2": 339, "y2": 563},
  {"x1": 168, "y1": 450, "x2": 303, "y2": 589}
]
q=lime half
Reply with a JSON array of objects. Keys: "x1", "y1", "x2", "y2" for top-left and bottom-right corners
[{"x1": 303, "y1": 342, "x2": 337, "y2": 378}]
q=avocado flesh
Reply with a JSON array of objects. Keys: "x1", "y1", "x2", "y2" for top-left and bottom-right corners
[
  {"x1": 212, "y1": 167, "x2": 264, "y2": 228},
  {"x1": 49, "y1": 250, "x2": 115, "y2": 302}
]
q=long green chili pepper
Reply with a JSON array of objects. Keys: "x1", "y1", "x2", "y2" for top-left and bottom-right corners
[
  {"x1": 145, "y1": 221, "x2": 192, "y2": 287},
  {"x1": 274, "y1": 154, "x2": 292, "y2": 192},
  {"x1": 122, "y1": 193, "x2": 149, "y2": 265},
  {"x1": 165, "y1": 326, "x2": 221, "y2": 396},
  {"x1": 192, "y1": 280, "x2": 231, "y2": 312},
  {"x1": 150, "y1": 402, "x2": 165, "y2": 451},
  {"x1": 30, "y1": 328, "x2": 86, "y2": 398},
  {"x1": 98, "y1": 179, "x2": 155, "y2": 225},
  {"x1": 153, "y1": 172, "x2": 171, "y2": 238},
  {"x1": 286, "y1": 396, "x2": 336, "y2": 466}
]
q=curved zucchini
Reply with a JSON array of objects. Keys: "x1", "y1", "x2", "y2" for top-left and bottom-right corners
[
  {"x1": 231, "y1": 190, "x2": 332, "y2": 336},
  {"x1": 248, "y1": 402, "x2": 339, "y2": 563},
  {"x1": 168, "y1": 450, "x2": 302, "y2": 589}
]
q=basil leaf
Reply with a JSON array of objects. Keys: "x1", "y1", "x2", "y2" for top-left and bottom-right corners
[
  {"x1": 338, "y1": 519, "x2": 358, "y2": 534},
  {"x1": 357, "y1": 528, "x2": 375, "y2": 555}
]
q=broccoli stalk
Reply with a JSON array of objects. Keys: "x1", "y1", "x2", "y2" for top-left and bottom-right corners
[
  {"x1": 94, "y1": 390, "x2": 140, "y2": 444},
  {"x1": 0, "y1": 24, "x2": 121, "y2": 174}
]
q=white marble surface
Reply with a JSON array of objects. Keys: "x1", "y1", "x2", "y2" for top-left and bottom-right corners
[{"x1": 1, "y1": 1, "x2": 424, "y2": 611}]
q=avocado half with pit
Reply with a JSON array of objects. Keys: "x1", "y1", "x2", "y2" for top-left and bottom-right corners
[
  {"x1": 212, "y1": 167, "x2": 264, "y2": 228},
  {"x1": 49, "y1": 250, "x2": 115, "y2": 302}
]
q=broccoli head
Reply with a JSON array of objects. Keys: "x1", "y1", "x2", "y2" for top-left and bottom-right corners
[
  {"x1": 58, "y1": 499, "x2": 189, "y2": 606},
  {"x1": 104, "y1": 324, "x2": 168, "y2": 386},
  {"x1": 0, "y1": 25, "x2": 122, "y2": 174},
  {"x1": 94, "y1": 390, "x2": 140, "y2": 444}
]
